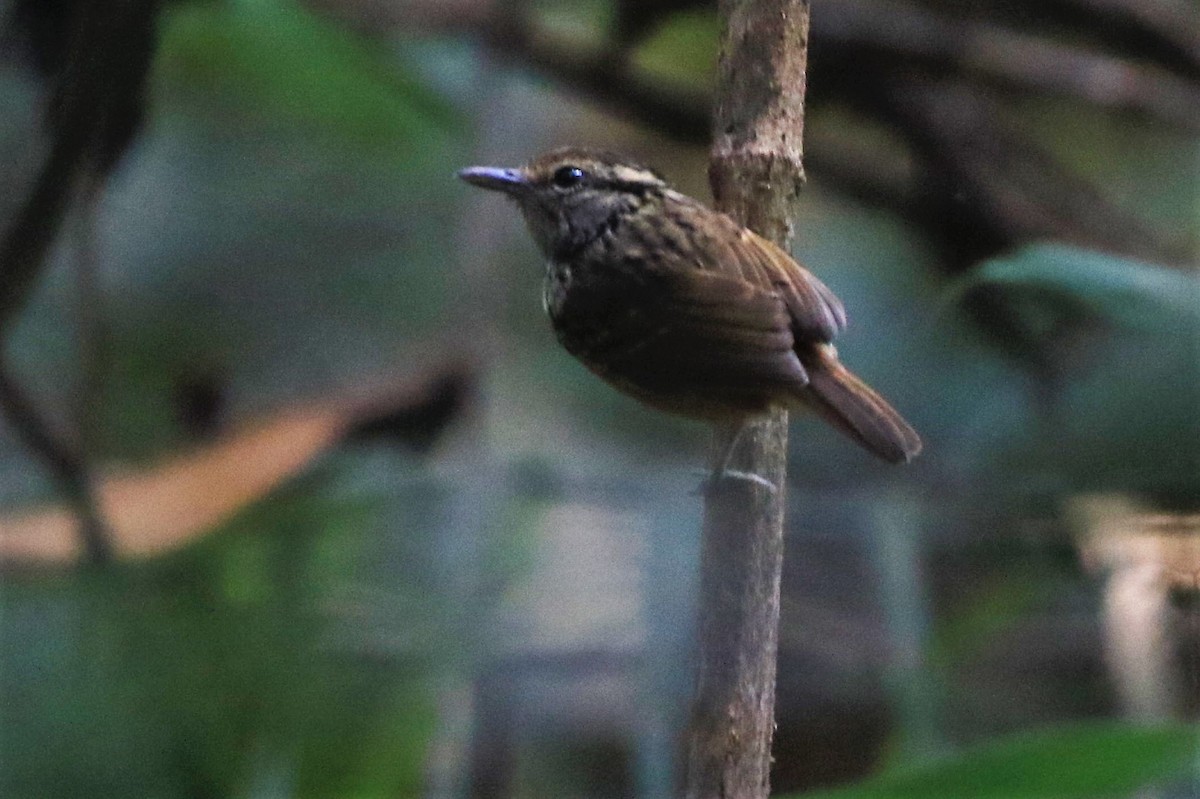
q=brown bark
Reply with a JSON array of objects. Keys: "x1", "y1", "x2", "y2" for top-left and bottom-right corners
[{"x1": 685, "y1": 2, "x2": 809, "y2": 798}]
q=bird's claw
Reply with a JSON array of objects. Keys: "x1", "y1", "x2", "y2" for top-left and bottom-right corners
[{"x1": 691, "y1": 469, "x2": 777, "y2": 496}]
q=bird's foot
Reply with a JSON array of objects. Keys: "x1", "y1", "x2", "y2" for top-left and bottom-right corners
[{"x1": 691, "y1": 469, "x2": 777, "y2": 496}]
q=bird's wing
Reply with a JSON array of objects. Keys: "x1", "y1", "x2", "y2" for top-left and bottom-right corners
[
  {"x1": 559, "y1": 267, "x2": 809, "y2": 399},
  {"x1": 697, "y1": 209, "x2": 848, "y2": 343}
]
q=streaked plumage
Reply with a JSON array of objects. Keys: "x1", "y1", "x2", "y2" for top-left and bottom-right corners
[{"x1": 459, "y1": 147, "x2": 921, "y2": 464}]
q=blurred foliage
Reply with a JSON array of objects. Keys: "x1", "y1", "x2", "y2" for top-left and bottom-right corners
[
  {"x1": 0, "y1": 1, "x2": 476, "y2": 795},
  {"x1": 784, "y1": 194, "x2": 1024, "y2": 484},
  {"x1": 632, "y1": 10, "x2": 718, "y2": 91},
  {"x1": 1017, "y1": 100, "x2": 1200, "y2": 241},
  {"x1": 0, "y1": 461, "x2": 442, "y2": 798},
  {"x1": 788, "y1": 722, "x2": 1198, "y2": 799},
  {"x1": 927, "y1": 570, "x2": 1051, "y2": 672},
  {"x1": 955, "y1": 244, "x2": 1199, "y2": 336},
  {"x1": 954, "y1": 244, "x2": 1200, "y2": 499},
  {"x1": 7, "y1": 0, "x2": 469, "y2": 468},
  {"x1": 0, "y1": 0, "x2": 1197, "y2": 796},
  {"x1": 532, "y1": 0, "x2": 613, "y2": 43},
  {"x1": 156, "y1": 0, "x2": 461, "y2": 157}
]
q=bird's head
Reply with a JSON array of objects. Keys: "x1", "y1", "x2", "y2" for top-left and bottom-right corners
[{"x1": 459, "y1": 147, "x2": 667, "y2": 258}]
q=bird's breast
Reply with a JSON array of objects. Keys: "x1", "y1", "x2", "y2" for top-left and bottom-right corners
[
  {"x1": 542, "y1": 254, "x2": 638, "y2": 367},
  {"x1": 542, "y1": 259, "x2": 573, "y2": 321}
]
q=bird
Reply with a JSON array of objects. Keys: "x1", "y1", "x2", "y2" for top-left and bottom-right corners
[{"x1": 459, "y1": 147, "x2": 921, "y2": 481}]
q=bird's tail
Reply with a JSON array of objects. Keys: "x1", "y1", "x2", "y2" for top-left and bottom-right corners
[{"x1": 798, "y1": 347, "x2": 922, "y2": 464}]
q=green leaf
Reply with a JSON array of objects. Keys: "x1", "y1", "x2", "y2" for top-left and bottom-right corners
[
  {"x1": 943, "y1": 243, "x2": 1200, "y2": 496},
  {"x1": 788, "y1": 723, "x2": 1198, "y2": 799},
  {"x1": 950, "y1": 244, "x2": 1200, "y2": 335}
]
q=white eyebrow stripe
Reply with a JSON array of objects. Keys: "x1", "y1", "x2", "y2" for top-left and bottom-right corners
[{"x1": 609, "y1": 164, "x2": 664, "y2": 185}]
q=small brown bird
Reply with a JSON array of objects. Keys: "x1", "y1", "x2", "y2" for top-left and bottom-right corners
[{"x1": 459, "y1": 147, "x2": 921, "y2": 469}]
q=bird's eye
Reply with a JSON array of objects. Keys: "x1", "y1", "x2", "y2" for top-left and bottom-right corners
[{"x1": 552, "y1": 165, "x2": 587, "y2": 188}]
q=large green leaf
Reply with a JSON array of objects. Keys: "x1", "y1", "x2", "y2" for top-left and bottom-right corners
[
  {"x1": 939, "y1": 243, "x2": 1200, "y2": 495},
  {"x1": 950, "y1": 244, "x2": 1199, "y2": 336},
  {"x1": 789, "y1": 723, "x2": 1198, "y2": 799}
]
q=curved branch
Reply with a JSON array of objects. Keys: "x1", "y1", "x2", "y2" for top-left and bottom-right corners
[
  {"x1": 812, "y1": 0, "x2": 1200, "y2": 131},
  {"x1": 0, "y1": 0, "x2": 162, "y2": 563},
  {"x1": 1054, "y1": 0, "x2": 1200, "y2": 74},
  {"x1": 0, "y1": 364, "x2": 110, "y2": 562}
]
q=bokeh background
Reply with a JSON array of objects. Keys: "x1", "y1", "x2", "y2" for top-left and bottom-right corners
[{"x1": 0, "y1": 0, "x2": 1197, "y2": 797}]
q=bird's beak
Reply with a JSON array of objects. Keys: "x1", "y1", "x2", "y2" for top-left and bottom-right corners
[{"x1": 458, "y1": 165, "x2": 528, "y2": 194}]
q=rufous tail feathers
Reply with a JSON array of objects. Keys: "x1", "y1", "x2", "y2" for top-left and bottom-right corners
[{"x1": 798, "y1": 348, "x2": 922, "y2": 464}]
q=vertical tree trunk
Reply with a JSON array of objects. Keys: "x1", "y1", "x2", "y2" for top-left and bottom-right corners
[{"x1": 685, "y1": 2, "x2": 810, "y2": 798}]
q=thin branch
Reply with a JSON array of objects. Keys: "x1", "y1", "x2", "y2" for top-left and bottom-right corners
[
  {"x1": 301, "y1": 0, "x2": 1193, "y2": 269},
  {"x1": 1054, "y1": 0, "x2": 1200, "y2": 73},
  {"x1": 74, "y1": 175, "x2": 106, "y2": 475},
  {"x1": 812, "y1": 0, "x2": 1200, "y2": 132},
  {"x1": 0, "y1": 363, "x2": 470, "y2": 567},
  {"x1": 0, "y1": 0, "x2": 161, "y2": 563},
  {"x1": 483, "y1": 17, "x2": 711, "y2": 143},
  {"x1": 880, "y1": 78, "x2": 1189, "y2": 267},
  {"x1": 0, "y1": 132, "x2": 85, "y2": 334},
  {"x1": 363, "y1": 0, "x2": 1200, "y2": 133},
  {"x1": 685, "y1": 3, "x2": 809, "y2": 798},
  {"x1": 462, "y1": 8, "x2": 1188, "y2": 266},
  {"x1": 0, "y1": 117, "x2": 111, "y2": 564},
  {"x1": 0, "y1": 362, "x2": 110, "y2": 563}
]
